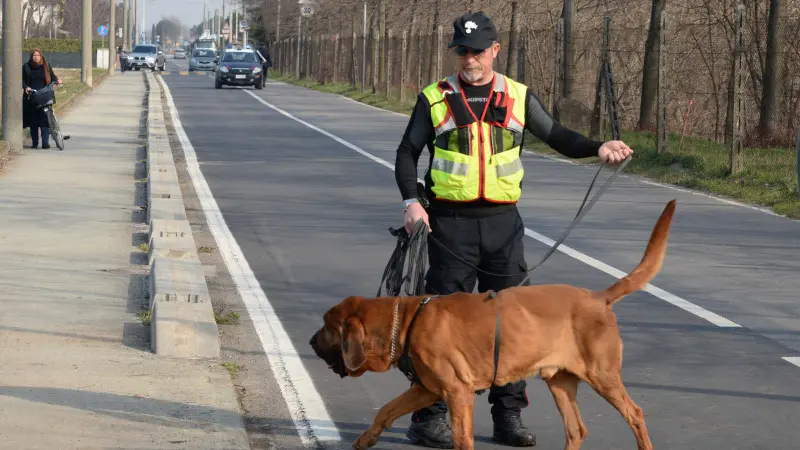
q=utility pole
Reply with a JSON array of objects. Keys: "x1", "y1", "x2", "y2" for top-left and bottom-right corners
[
  {"x1": 82, "y1": 0, "x2": 93, "y2": 86},
  {"x1": 123, "y1": 0, "x2": 129, "y2": 47},
  {"x1": 109, "y1": 0, "x2": 117, "y2": 75},
  {"x1": 276, "y1": 0, "x2": 282, "y2": 42},
  {"x1": 2, "y1": 0, "x2": 24, "y2": 151}
]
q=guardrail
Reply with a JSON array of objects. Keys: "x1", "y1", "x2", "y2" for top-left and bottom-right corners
[{"x1": 143, "y1": 71, "x2": 221, "y2": 358}]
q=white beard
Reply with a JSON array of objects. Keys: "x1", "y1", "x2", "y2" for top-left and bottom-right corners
[{"x1": 460, "y1": 68, "x2": 483, "y2": 83}]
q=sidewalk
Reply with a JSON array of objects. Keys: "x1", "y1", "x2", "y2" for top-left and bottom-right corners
[{"x1": 0, "y1": 73, "x2": 250, "y2": 449}]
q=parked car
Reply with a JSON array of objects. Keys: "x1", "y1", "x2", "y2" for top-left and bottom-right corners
[
  {"x1": 174, "y1": 48, "x2": 187, "y2": 59},
  {"x1": 189, "y1": 49, "x2": 218, "y2": 72},
  {"x1": 214, "y1": 48, "x2": 263, "y2": 90},
  {"x1": 126, "y1": 44, "x2": 166, "y2": 71}
]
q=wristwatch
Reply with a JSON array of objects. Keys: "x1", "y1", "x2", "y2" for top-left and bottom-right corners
[{"x1": 402, "y1": 198, "x2": 419, "y2": 211}]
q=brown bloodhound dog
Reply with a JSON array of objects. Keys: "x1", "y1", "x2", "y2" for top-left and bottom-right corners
[{"x1": 310, "y1": 199, "x2": 676, "y2": 450}]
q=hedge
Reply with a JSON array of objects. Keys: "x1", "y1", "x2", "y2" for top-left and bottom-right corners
[{"x1": 0, "y1": 38, "x2": 112, "y2": 53}]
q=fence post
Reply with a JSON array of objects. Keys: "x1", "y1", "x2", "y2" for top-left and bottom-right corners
[
  {"x1": 795, "y1": 127, "x2": 799, "y2": 199},
  {"x1": 296, "y1": 17, "x2": 302, "y2": 79},
  {"x1": 372, "y1": 29, "x2": 379, "y2": 93},
  {"x1": 386, "y1": 29, "x2": 393, "y2": 98},
  {"x1": 551, "y1": 18, "x2": 564, "y2": 119},
  {"x1": 591, "y1": 15, "x2": 611, "y2": 139},
  {"x1": 437, "y1": 25, "x2": 443, "y2": 80},
  {"x1": 352, "y1": 31, "x2": 358, "y2": 88},
  {"x1": 401, "y1": 29, "x2": 408, "y2": 103},
  {"x1": 729, "y1": 4, "x2": 745, "y2": 175},
  {"x1": 657, "y1": 10, "x2": 668, "y2": 154},
  {"x1": 333, "y1": 34, "x2": 340, "y2": 83}
]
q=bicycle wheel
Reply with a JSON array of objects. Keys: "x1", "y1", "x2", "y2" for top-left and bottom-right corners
[{"x1": 47, "y1": 109, "x2": 64, "y2": 150}]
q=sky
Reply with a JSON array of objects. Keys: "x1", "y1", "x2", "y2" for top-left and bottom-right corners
[{"x1": 139, "y1": 0, "x2": 231, "y2": 31}]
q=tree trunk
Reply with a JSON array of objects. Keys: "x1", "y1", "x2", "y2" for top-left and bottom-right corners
[
  {"x1": 562, "y1": 0, "x2": 574, "y2": 99},
  {"x1": 505, "y1": 1, "x2": 520, "y2": 78},
  {"x1": 638, "y1": 0, "x2": 666, "y2": 131},
  {"x1": 758, "y1": 0, "x2": 783, "y2": 142}
]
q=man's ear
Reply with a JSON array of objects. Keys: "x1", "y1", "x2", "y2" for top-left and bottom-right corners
[{"x1": 341, "y1": 317, "x2": 366, "y2": 371}]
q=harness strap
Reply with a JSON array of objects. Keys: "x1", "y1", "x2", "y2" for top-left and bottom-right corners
[
  {"x1": 397, "y1": 296, "x2": 434, "y2": 386},
  {"x1": 397, "y1": 293, "x2": 503, "y2": 393}
]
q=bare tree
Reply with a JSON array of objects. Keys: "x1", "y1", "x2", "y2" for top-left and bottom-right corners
[
  {"x1": 638, "y1": 0, "x2": 666, "y2": 131},
  {"x1": 757, "y1": 0, "x2": 784, "y2": 142}
]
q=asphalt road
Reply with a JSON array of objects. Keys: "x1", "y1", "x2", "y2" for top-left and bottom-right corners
[{"x1": 160, "y1": 57, "x2": 800, "y2": 450}]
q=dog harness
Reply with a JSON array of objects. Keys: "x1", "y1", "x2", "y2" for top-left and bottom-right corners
[{"x1": 397, "y1": 292, "x2": 502, "y2": 394}]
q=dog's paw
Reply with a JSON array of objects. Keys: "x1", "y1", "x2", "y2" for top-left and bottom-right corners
[{"x1": 352, "y1": 431, "x2": 379, "y2": 449}]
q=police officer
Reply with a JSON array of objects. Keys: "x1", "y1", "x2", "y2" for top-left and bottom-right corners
[
  {"x1": 256, "y1": 42, "x2": 272, "y2": 88},
  {"x1": 394, "y1": 11, "x2": 633, "y2": 449}
]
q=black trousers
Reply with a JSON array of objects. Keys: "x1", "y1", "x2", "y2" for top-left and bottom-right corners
[{"x1": 412, "y1": 206, "x2": 530, "y2": 422}]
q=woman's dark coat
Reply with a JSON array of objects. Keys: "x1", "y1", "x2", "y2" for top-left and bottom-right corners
[{"x1": 22, "y1": 61, "x2": 58, "y2": 129}]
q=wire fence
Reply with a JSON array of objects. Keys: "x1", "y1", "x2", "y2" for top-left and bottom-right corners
[{"x1": 268, "y1": 9, "x2": 799, "y2": 194}]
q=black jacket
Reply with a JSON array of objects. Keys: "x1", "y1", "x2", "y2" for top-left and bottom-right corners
[{"x1": 256, "y1": 46, "x2": 272, "y2": 67}]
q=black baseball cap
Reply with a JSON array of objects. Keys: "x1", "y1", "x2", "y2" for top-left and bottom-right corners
[{"x1": 447, "y1": 12, "x2": 499, "y2": 50}]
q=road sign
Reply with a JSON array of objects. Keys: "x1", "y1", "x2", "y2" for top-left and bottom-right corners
[
  {"x1": 97, "y1": 25, "x2": 109, "y2": 37},
  {"x1": 300, "y1": 4, "x2": 314, "y2": 16},
  {"x1": 240, "y1": 21, "x2": 247, "y2": 29},
  {"x1": 222, "y1": 26, "x2": 231, "y2": 40}
]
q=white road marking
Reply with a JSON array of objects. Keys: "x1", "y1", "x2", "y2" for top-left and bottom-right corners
[
  {"x1": 157, "y1": 75, "x2": 342, "y2": 447},
  {"x1": 782, "y1": 357, "x2": 800, "y2": 368},
  {"x1": 242, "y1": 88, "x2": 742, "y2": 329}
]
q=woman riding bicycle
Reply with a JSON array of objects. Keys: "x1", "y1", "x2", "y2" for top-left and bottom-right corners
[{"x1": 23, "y1": 48, "x2": 62, "y2": 149}]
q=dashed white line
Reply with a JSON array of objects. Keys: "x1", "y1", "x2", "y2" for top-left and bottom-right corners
[
  {"x1": 242, "y1": 88, "x2": 742, "y2": 329},
  {"x1": 157, "y1": 75, "x2": 342, "y2": 447}
]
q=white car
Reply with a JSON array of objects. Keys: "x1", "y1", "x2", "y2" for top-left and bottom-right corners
[{"x1": 174, "y1": 48, "x2": 187, "y2": 59}]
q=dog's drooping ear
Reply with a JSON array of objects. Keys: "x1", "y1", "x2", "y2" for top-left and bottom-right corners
[{"x1": 342, "y1": 317, "x2": 366, "y2": 371}]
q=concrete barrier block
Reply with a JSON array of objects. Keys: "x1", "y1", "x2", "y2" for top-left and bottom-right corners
[
  {"x1": 148, "y1": 163, "x2": 179, "y2": 182},
  {"x1": 148, "y1": 198, "x2": 187, "y2": 223},
  {"x1": 147, "y1": 144, "x2": 174, "y2": 168},
  {"x1": 147, "y1": 165, "x2": 181, "y2": 202},
  {"x1": 148, "y1": 232, "x2": 199, "y2": 266},
  {"x1": 149, "y1": 257, "x2": 219, "y2": 358},
  {"x1": 151, "y1": 297, "x2": 220, "y2": 358},
  {"x1": 148, "y1": 257, "x2": 210, "y2": 306},
  {"x1": 149, "y1": 218, "x2": 193, "y2": 240},
  {"x1": 147, "y1": 177, "x2": 183, "y2": 208}
]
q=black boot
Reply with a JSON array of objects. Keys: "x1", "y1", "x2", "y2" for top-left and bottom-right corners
[
  {"x1": 492, "y1": 415, "x2": 536, "y2": 447},
  {"x1": 407, "y1": 416, "x2": 454, "y2": 449}
]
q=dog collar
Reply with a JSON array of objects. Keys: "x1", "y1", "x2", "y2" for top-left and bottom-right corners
[{"x1": 389, "y1": 301, "x2": 399, "y2": 368}]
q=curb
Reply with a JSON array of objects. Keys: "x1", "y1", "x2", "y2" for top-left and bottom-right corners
[{"x1": 143, "y1": 71, "x2": 221, "y2": 359}]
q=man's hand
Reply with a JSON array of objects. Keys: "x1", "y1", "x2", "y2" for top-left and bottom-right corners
[
  {"x1": 404, "y1": 202, "x2": 431, "y2": 234},
  {"x1": 25, "y1": 87, "x2": 32, "y2": 94},
  {"x1": 598, "y1": 140, "x2": 633, "y2": 164}
]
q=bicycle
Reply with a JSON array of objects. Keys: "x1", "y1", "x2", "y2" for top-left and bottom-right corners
[{"x1": 27, "y1": 83, "x2": 69, "y2": 150}]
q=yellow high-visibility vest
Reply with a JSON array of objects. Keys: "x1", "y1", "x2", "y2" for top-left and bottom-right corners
[{"x1": 422, "y1": 73, "x2": 527, "y2": 203}]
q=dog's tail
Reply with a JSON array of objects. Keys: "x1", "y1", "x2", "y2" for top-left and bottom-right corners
[{"x1": 594, "y1": 200, "x2": 677, "y2": 306}]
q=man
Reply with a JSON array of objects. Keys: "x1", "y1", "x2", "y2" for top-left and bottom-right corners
[
  {"x1": 256, "y1": 42, "x2": 272, "y2": 88},
  {"x1": 118, "y1": 42, "x2": 128, "y2": 73},
  {"x1": 394, "y1": 11, "x2": 633, "y2": 449}
]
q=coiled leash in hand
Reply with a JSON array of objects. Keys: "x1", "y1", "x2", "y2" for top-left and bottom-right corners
[{"x1": 376, "y1": 156, "x2": 632, "y2": 297}]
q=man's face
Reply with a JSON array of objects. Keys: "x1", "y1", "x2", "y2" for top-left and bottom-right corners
[{"x1": 456, "y1": 42, "x2": 500, "y2": 83}]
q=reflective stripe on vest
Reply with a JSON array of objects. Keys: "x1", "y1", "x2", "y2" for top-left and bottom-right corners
[{"x1": 422, "y1": 73, "x2": 527, "y2": 203}]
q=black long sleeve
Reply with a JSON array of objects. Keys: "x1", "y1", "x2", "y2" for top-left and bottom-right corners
[{"x1": 394, "y1": 94, "x2": 434, "y2": 200}]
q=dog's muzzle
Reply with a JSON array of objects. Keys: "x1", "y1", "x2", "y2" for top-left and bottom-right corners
[{"x1": 309, "y1": 330, "x2": 348, "y2": 378}]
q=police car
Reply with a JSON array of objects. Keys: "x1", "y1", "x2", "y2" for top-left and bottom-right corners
[{"x1": 214, "y1": 48, "x2": 263, "y2": 90}]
